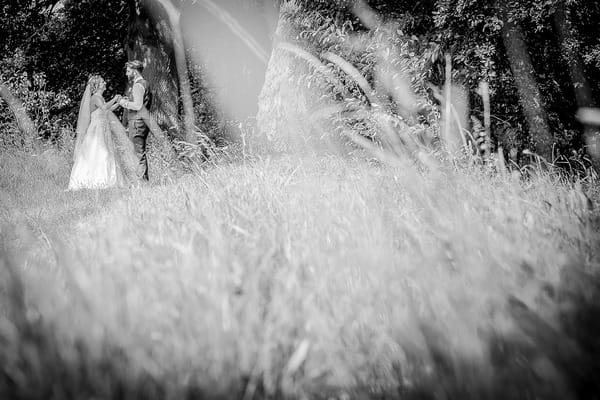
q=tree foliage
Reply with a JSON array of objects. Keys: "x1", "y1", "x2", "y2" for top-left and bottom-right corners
[
  {"x1": 1, "y1": 0, "x2": 129, "y2": 148},
  {"x1": 430, "y1": 0, "x2": 600, "y2": 160},
  {"x1": 2, "y1": 0, "x2": 600, "y2": 165},
  {"x1": 264, "y1": 0, "x2": 600, "y2": 163}
]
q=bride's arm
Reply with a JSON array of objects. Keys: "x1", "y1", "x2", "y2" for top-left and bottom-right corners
[{"x1": 92, "y1": 94, "x2": 120, "y2": 111}]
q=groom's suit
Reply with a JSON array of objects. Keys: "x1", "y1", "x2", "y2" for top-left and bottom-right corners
[{"x1": 123, "y1": 77, "x2": 151, "y2": 181}]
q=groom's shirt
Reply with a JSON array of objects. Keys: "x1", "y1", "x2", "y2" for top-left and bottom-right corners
[{"x1": 121, "y1": 77, "x2": 145, "y2": 111}]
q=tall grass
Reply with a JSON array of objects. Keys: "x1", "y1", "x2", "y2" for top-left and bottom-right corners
[{"x1": 1, "y1": 145, "x2": 599, "y2": 399}]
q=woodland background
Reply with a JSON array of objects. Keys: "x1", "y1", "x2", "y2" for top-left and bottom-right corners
[{"x1": 2, "y1": 0, "x2": 600, "y2": 166}]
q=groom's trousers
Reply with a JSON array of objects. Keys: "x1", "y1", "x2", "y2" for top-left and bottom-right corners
[{"x1": 128, "y1": 118, "x2": 149, "y2": 181}]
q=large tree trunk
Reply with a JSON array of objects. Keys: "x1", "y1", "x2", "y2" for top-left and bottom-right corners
[
  {"x1": 0, "y1": 82, "x2": 37, "y2": 148},
  {"x1": 154, "y1": 0, "x2": 196, "y2": 143},
  {"x1": 256, "y1": 3, "x2": 344, "y2": 152},
  {"x1": 256, "y1": 14, "x2": 318, "y2": 150},
  {"x1": 500, "y1": 8, "x2": 553, "y2": 161}
]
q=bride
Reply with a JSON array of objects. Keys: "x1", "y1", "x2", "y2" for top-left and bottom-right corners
[{"x1": 68, "y1": 75, "x2": 138, "y2": 190}]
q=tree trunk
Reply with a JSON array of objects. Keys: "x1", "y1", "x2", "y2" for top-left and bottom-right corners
[
  {"x1": 553, "y1": 1, "x2": 599, "y2": 163},
  {"x1": 256, "y1": 8, "x2": 314, "y2": 150},
  {"x1": 553, "y1": 1, "x2": 593, "y2": 109},
  {"x1": 0, "y1": 81, "x2": 37, "y2": 148},
  {"x1": 500, "y1": 8, "x2": 553, "y2": 161},
  {"x1": 153, "y1": 0, "x2": 196, "y2": 143},
  {"x1": 256, "y1": 2, "x2": 344, "y2": 152}
]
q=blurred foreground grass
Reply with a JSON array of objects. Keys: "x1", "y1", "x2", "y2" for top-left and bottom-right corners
[{"x1": 1, "y1": 148, "x2": 600, "y2": 399}]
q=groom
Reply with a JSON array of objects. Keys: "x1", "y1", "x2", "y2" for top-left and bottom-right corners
[{"x1": 118, "y1": 60, "x2": 151, "y2": 181}]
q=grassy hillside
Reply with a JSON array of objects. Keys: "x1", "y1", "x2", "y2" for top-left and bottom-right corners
[{"x1": 1, "y1": 147, "x2": 599, "y2": 399}]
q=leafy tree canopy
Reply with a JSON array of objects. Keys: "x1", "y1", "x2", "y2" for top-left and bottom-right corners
[{"x1": 2, "y1": 0, "x2": 600, "y2": 163}]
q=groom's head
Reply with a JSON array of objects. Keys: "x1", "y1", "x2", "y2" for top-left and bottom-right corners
[{"x1": 125, "y1": 60, "x2": 144, "y2": 81}]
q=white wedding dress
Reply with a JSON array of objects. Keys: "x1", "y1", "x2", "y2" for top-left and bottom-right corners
[
  {"x1": 68, "y1": 83, "x2": 139, "y2": 191},
  {"x1": 68, "y1": 107, "x2": 123, "y2": 190}
]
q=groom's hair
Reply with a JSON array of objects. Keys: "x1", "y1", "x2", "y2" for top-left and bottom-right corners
[{"x1": 125, "y1": 60, "x2": 144, "y2": 73}]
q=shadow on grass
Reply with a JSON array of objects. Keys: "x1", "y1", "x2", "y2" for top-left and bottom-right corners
[
  {"x1": 1, "y1": 250, "x2": 599, "y2": 400},
  {"x1": 387, "y1": 263, "x2": 600, "y2": 400}
]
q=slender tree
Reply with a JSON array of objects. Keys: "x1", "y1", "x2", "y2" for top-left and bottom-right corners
[
  {"x1": 553, "y1": 2, "x2": 593, "y2": 109},
  {"x1": 0, "y1": 82, "x2": 37, "y2": 146},
  {"x1": 498, "y1": 2, "x2": 553, "y2": 160}
]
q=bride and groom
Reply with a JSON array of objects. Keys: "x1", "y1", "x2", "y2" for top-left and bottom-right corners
[{"x1": 68, "y1": 60, "x2": 151, "y2": 190}]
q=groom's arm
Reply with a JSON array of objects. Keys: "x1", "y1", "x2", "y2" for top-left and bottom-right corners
[{"x1": 118, "y1": 83, "x2": 144, "y2": 111}]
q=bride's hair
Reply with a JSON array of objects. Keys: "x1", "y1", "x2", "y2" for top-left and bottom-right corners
[{"x1": 87, "y1": 74, "x2": 105, "y2": 94}]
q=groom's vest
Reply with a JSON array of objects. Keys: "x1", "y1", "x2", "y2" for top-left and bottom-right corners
[{"x1": 126, "y1": 78, "x2": 151, "y2": 121}]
